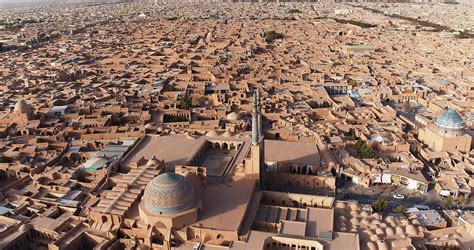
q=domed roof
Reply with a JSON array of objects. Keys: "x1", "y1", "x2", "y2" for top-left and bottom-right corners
[
  {"x1": 435, "y1": 109, "x2": 465, "y2": 130},
  {"x1": 222, "y1": 131, "x2": 233, "y2": 137},
  {"x1": 143, "y1": 173, "x2": 196, "y2": 215},
  {"x1": 336, "y1": 202, "x2": 347, "y2": 209},
  {"x1": 385, "y1": 227, "x2": 395, "y2": 236},
  {"x1": 405, "y1": 225, "x2": 418, "y2": 235},
  {"x1": 146, "y1": 156, "x2": 161, "y2": 167},
  {"x1": 206, "y1": 130, "x2": 219, "y2": 137},
  {"x1": 226, "y1": 112, "x2": 241, "y2": 121},
  {"x1": 14, "y1": 100, "x2": 31, "y2": 114}
]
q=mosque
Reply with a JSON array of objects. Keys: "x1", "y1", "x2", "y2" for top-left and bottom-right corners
[
  {"x1": 418, "y1": 109, "x2": 472, "y2": 152},
  {"x1": 0, "y1": 100, "x2": 36, "y2": 136},
  {"x1": 88, "y1": 89, "x2": 343, "y2": 249}
]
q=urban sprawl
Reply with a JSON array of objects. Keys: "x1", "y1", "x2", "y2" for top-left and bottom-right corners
[{"x1": 0, "y1": 0, "x2": 473, "y2": 249}]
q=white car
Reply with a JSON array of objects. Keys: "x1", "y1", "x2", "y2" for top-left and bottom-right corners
[{"x1": 393, "y1": 194, "x2": 405, "y2": 199}]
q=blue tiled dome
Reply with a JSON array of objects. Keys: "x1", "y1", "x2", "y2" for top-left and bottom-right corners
[
  {"x1": 143, "y1": 173, "x2": 196, "y2": 215},
  {"x1": 435, "y1": 109, "x2": 465, "y2": 130}
]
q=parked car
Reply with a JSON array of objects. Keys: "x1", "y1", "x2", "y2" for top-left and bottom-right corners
[{"x1": 393, "y1": 193, "x2": 405, "y2": 199}]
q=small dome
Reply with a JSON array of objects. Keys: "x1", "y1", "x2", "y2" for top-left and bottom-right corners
[
  {"x1": 350, "y1": 210, "x2": 360, "y2": 217},
  {"x1": 14, "y1": 100, "x2": 31, "y2": 114},
  {"x1": 366, "y1": 242, "x2": 377, "y2": 250},
  {"x1": 370, "y1": 223, "x2": 379, "y2": 230},
  {"x1": 222, "y1": 131, "x2": 233, "y2": 137},
  {"x1": 143, "y1": 173, "x2": 196, "y2": 215},
  {"x1": 401, "y1": 219, "x2": 410, "y2": 226},
  {"x1": 370, "y1": 234, "x2": 381, "y2": 242},
  {"x1": 350, "y1": 217, "x2": 360, "y2": 225},
  {"x1": 146, "y1": 156, "x2": 160, "y2": 167},
  {"x1": 372, "y1": 213, "x2": 382, "y2": 220},
  {"x1": 377, "y1": 240, "x2": 389, "y2": 250},
  {"x1": 336, "y1": 202, "x2": 347, "y2": 209},
  {"x1": 406, "y1": 225, "x2": 418, "y2": 235},
  {"x1": 435, "y1": 109, "x2": 465, "y2": 130},
  {"x1": 350, "y1": 203, "x2": 360, "y2": 210},
  {"x1": 386, "y1": 227, "x2": 395, "y2": 236},
  {"x1": 226, "y1": 112, "x2": 241, "y2": 121},
  {"x1": 361, "y1": 218, "x2": 371, "y2": 226},
  {"x1": 206, "y1": 130, "x2": 219, "y2": 137},
  {"x1": 396, "y1": 226, "x2": 405, "y2": 235},
  {"x1": 411, "y1": 219, "x2": 421, "y2": 225}
]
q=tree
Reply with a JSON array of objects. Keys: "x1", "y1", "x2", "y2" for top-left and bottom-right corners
[
  {"x1": 31, "y1": 87, "x2": 41, "y2": 94},
  {"x1": 179, "y1": 92, "x2": 192, "y2": 110},
  {"x1": 288, "y1": 9, "x2": 301, "y2": 14},
  {"x1": 372, "y1": 198, "x2": 389, "y2": 212},
  {"x1": 0, "y1": 155, "x2": 10, "y2": 163},
  {"x1": 109, "y1": 113, "x2": 129, "y2": 126},
  {"x1": 356, "y1": 140, "x2": 376, "y2": 159},
  {"x1": 393, "y1": 204, "x2": 407, "y2": 216},
  {"x1": 264, "y1": 31, "x2": 284, "y2": 44},
  {"x1": 442, "y1": 196, "x2": 457, "y2": 209}
]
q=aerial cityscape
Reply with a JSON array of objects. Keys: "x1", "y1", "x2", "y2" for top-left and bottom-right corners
[{"x1": 0, "y1": 0, "x2": 473, "y2": 249}]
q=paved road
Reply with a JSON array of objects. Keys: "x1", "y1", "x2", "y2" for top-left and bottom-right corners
[{"x1": 336, "y1": 181, "x2": 443, "y2": 212}]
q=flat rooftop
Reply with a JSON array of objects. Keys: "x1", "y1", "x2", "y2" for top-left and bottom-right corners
[
  {"x1": 121, "y1": 135, "x2": 206, "y2": 171},
  {"x1": 264, "y1": 140, "x2": 320, "y2": 166},
  {"x1": 195, "y1": 178, "x2": 255, "y2": 232}
]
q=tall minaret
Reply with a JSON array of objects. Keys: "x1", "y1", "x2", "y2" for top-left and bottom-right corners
[
  {"x1": 257, "y1": 88, "x2": 263, "y2": 139},
  {"x1": 252, "y1": 92, "x2": 259, "y2": 146},
  {"x1": 251, "y1": 89, "x2": 265, "y2": 189}
]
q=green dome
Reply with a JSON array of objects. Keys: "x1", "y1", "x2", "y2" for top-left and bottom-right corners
[{"x1": 435, "y1": 109, "x2": 465, "y2": 130}]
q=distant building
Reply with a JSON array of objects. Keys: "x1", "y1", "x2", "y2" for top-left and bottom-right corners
[
  {"x1": 342, "y1": 44, "x2": 375, "y2": 55},
  {"x1": 418, "y1": 109, "x2": 472, "y2": 152}
]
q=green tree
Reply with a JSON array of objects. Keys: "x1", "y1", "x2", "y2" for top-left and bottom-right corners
[
  {"x1": 356, "y1": 140, "x2": 376, "y2": 159},
  {"x1": 393, "y1": 204, "x2": 407, "y2": 216},
  {"x1": 31, "y1": 87, "x2": 41, "y2": 94},
  {"x1": 264, "y1": 31, "x2": 284, "y2": 44},
  {"x1": 442, "y1": 196, "x2": 457, "y2": 209},
  {"x1": 372, "y1": 198, "x2": 389, "y2": 212},
  {"x1": 0, "y1": 155, "x2": 10, "y2": 163},
  {"x1": 288, "y1": 9, "x2": 301, "y2": 14},
  {"x1": 179, "y1": 92, "x2": 192, "y2": 110},
  {"x1": 109, "y1": 113, "x2": 129, "y2": 126}
]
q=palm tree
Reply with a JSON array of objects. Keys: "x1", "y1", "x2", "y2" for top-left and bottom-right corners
[
  {"x1": 372, "y1": 198, "x2": 389, "y2": 212},
  {"x1": 393, "y1": 204, "x2": 407, "y2": 217}
]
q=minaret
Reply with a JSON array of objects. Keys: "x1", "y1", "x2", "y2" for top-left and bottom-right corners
[
  {"x1": 252, "y1": 92, "x2": 259, "y2": 146},
  {"x1": 251, "y1": 89, "x2": 265, "y2": 189},
  {"x1": 256, "y1": 88, "x2": 263, "y2": 139}
]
